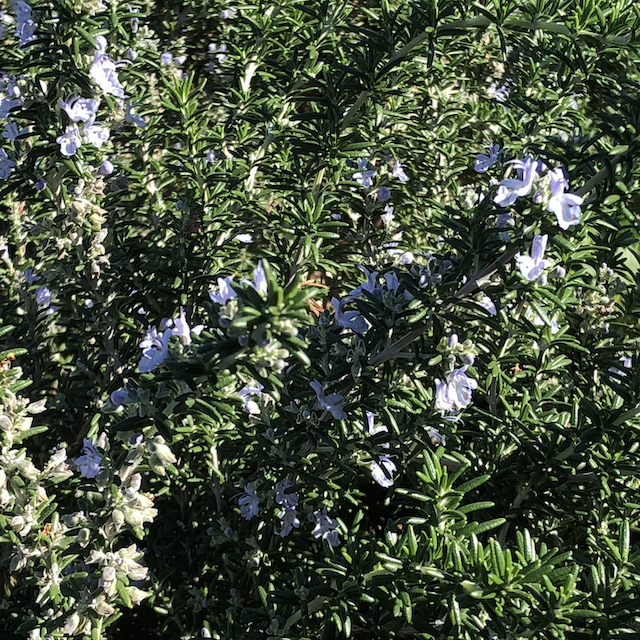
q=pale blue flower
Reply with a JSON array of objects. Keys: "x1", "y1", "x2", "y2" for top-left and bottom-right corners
[
  {"x1": 56, "y1": 125, "x2": 82, "y2": 156},
  {"x1": 546, "y1": 167, "x2": 582, "y2": 230},
  {"x1": 209, "y1": 276, "x2": 237, "y2": 305},
  {"x1": 331, "y1": 297, "x2": 368, "y2": 334},
  {"x1": 35, "y1": 286, "x2": 51, "y2": 307},
  {"x1": 205, "y1": 150, "x2": 216, "y2": 164},
  {"x1": 427, "y1": 427, "x2": 446, "y2": 446},
  {"x1": 90, "y1": 43, "x2": 126, "y2": 98},
  {"x1": 13, "y1": 0, "x2": 36, "y2": 47},
  {"x1": 125, "y1": 103, "x2": 147, "y2": 128},
  {"x1": 312, "y1": 508, "x2": 339, "y2": 546},
  {"x1": 238, "y1": 382, "x2": 264, "y2": 415},
  {"x1": 0, "y1": 148, "x2": 15, "y2": 178},
  {"x1": 435, "y1": 366, "x2": 477, "y2": 413},
  {"x1": 75, "y1": 438, "x2": 102, "y2": 479},
  {"x1": 380, "y1": 204, "x2": 395, "y2": 225},
  {"x1": 171, "y1": 307, "x2": 204, "y2": 346},
  {"x1": 516, "y1": 234, "x2": 550, "y2": 283},
  {"x1": 22, "y1": 268, "x2": 40, "y2": 284},
  {"x1": 59, "y1": 96, "x2": 100, "y2": 123},
  {"x1": 275, "y1": 479, "x2": 299, "y2": 509},
  {"x1": 238, "y1": 488, "x2": 259, "y2": 520},
  {"x1": 84, "y1": 120, "x2": 110, "y2": 148},
  {"x1": 349, "y1": 266, "x2": 379, "y2": 299},
  {"x1": 248, "y1": 261, "x2": 267, "y2": 296},
  {"x1": 367, "y1": 412, "x2": 387, "y2": 436},
  {"x1": 274, "y1": 507, "x2": 300, "y2": 537},
  {"x1": 392, "y1": 160, "x2": 409, "y2": 182},
  {"x1": 371, "y1": 455, "x2": 396, "y2": 488},
  {"x1": 489, "y1": 82, "x2": 509, "y2": 102},
  {"x1": 609, "y1": 355, "x2": 632, "y2": 378},
  {"x1": 0, "y1": 97, "x2": 21, "y2": 119},
  {"x1": 220, "y1": 7, "x2": 237, "y2": 19},
  {"x1": 2, "y1": 121, "x2": 23, "y2": 143},
  {"x1": 496, "y1": 213, "x2": 514, "y2": 241},
  {"x1": 474, "y1": 143, "x2": 500, "y2": 173},
  {"x1": 138, "y1": 326, "x2": 172, "y2": 373},
  {"x1": 353, "y1": 158, "x2": 376, "y2": 187},
  {"x1": 160, "y1": 52, "x2": 173, "y2": 64},
  {"x1": 476, "y1": 295, "x2": 497, "y2": 315},
  {"x1": 310, "y1": 380, "x2": 346, "y2": 420},
  {"x1": 494, "y1": 157, "x2": 540, "y2": 207},
  {"x1": 110, "y1": 388, "x2": 136, "y2": 406}
]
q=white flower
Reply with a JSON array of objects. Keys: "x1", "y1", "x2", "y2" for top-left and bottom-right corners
[
  {"x1": 59, "y1": 96, "x2": 100, "y2": 123},
  {"x1": 75, "y1": 438, "x2": 101, "y2": 479},
  {"x1": 494, "y1": 157, "x2": 540, "y2": 207},
  {"x1": 312, "y1": 508, "x2": 339, "y2": 546},
  {"x1": 238, "y1": 487, "x2": 259, "y2": 520},
  {"x1": 392, "y1": 160, "x2": 409, "y2": 182},
  {"x1": 138, "y1": 326, "x2": 171, "y2": 372},
  {"x1": 0, "y1": 148, "x2": 15, "y2": 179},
  {"x1": 546, "y1": 167, "x2": 583, "y2": 230},
  {"x1": 516, "y1": 234, "x2": 550, "y2": 284},
  {"x1": 371, "y1": 455, "x2": 396, "y2": 488},
  {"x1": 474, "y1": 143, "x2": 500, "y2": 173},
  {"x1": 56, "y1": 125, "x2": 82, "y2": 156},
  {"x1": 310, "y1": 380, "x2": 346, "y2": 420},
  {"x1": 209, "y1": 276, "x2": 237, "y2": 305},
  {"x1": 435, "y1": 366, "x2": 478, "y2": 413}
]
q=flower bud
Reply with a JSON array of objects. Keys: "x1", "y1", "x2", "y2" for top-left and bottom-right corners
[
  {"x1": 129, "y1": 473, "x2": 142, "y2": 492},
  {"x1": 63, "y1": 613, "x2": 80, "y2": 635},
  {"x1": 112, "y1": 509, "x2": 125, "y2": 528},
  {"x1": 98, "y1": 160, "x2": 114, "y2": 176}
]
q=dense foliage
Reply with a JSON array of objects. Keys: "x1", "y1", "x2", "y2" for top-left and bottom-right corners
[{"x1": 1, "y1": 0, "x2": 640, "y2": 638}]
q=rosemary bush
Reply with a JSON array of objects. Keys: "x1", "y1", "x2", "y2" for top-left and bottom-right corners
[{"x1": 1, "y1": 0, "x2": 640, "y2": 638}]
